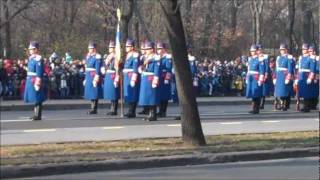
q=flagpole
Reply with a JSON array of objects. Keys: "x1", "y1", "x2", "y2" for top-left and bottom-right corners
[{"x1": 115, "y1": 8, "x2": 124, "y2": 117}]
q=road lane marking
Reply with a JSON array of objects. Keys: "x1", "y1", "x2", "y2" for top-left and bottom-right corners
[
  {"x1": 220, "y1": 122, "x2": 242, "y2": 125},
  {"x1": 1, "y1": 119, "x2": 32, "y2": 122},
  {"x1": 167, "y1": 124, "x2": 181, "y2": 127},
  {"x1": 23, "y1": 129, "x2": 56, "y2": 133},
  {"x1": 102, "y1": 126, "x2": 124, "y2": 130},
  {"x1": 261, "y1": 120, "x2": 280, "y2": 123}
]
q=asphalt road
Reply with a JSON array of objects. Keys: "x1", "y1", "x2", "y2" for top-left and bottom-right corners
[
  {"x1": 1, "y1": 104, "x2": 318, "y2": 145},
  {"x1": 14, "y1": 157, "x2": 319, "y2": 180}
]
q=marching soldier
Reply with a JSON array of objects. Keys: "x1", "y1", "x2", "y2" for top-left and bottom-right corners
[
  {"x1": 138, "y1": 40, "x2": 161, "y2": 121},
  {"x1": 24, "y1": 41, "x2": 46, "y2": 120},
  {"x1": 187, "y1": 45, "x2": 199, "y2": 93},
  {"x1": 123, "y1": 39, "x2": 140, "y2": 118},
  {"x1": 102, "y1": 41, "x2": 119, "y2": 115},
  {"x1": 295, "y1": 43, "x2": 315, "y2": 112},
  {"x1": 84, "y1": 41, "x2": 103, "y2": 114},
  {"x1": 156, "y1": 41, "x2": 172, "y2": 118},
  {"x1": 245, "y1": 44, "x2": 265, "y2": 114},
  {"x1": 308, "y1": 45, "x2": 319, "y2": 110},
  {"x1": 137, "y1": 41, "x2": 149, "y2": 115},
  {"x1": 273, "y1": 43, "x2": 294, "y2": 111},
  {"x1": 256, "y1": 44, "x2": 271, "y2": 109}
]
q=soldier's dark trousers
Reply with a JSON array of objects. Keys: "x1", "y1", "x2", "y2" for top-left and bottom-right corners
[
  {"x1": 280, "y1": 97, "x2": 288, "y2": 111},
  {"x1": 301, "y1": 99, "x2": 311, "y2": 112},
  {"x1": 125, "y1": 102, "x2": 137, "y2": 118},
  {"x1": 285, "y1": 96, "x2": 291, "y2": 109},
  {"x1": 88, "y1": 99, "x2": 98, "y2": 114},
  {"x1": 260, "y1": 96, "x2": 265, "y2": 109},
  {"x1": 158, "y1": 101, "x2": 168, "y2": 117},
  {"x1": 31, "y1": 103, "x2": 42, "y2": 120},
  {"x1": 138, "y1": 106, "x2": 149, "y2": 115},
  {"x1": 107, "y1": 100, "x2": 118, "y2": 115},
  {"x1": 249, "y1": 98, "x2": 260, "y2": 114},
  {"x1": 144, "y1": 105, "x2": 157, "y2": 121}
]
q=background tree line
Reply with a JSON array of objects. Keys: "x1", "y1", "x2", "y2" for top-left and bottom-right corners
[{"x1": 0, "y1": 0, "x2": 319, "y2": 60}]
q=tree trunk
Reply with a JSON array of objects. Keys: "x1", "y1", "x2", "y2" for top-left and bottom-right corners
[
  {"x1": 3, "y1": 0, "x2": 11, "y2": 58},
  {"x1": 0, "y1": 0, "x2": 3, "y2": 58},
  {"x1": 180, "y1": 0, "x2": 193, "y2": 45},
  {"x1": 200, "y1": 0, "x2": 214, "y2": 56},
  {"x1": 159, "y1": 0, "x2": 206, "y2": 146},
  {"x1": 230, "y1": 0, "x2": 238, "y2": 35},
  {"x1": 301, "y1": 0, "x2": 312, "y2": 43},
  {"x1": 288, "y1": 0, "x2": 295, "y2": 53}
]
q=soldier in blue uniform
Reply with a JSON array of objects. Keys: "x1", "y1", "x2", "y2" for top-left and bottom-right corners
[
  {"x1": 308, "y1": 45, "x2": 319, "y2": 110},
  {"x1": 156, "y1": 42, "x2": 172, "y2": 117},
  {"x1": 256, "y1": 44, "x2": 271, "y2": 109},
  {"x1": 137, "y1": 41, "x2": 149, "y2": 115},
  {"x1": 102, "y1": 41, "x2": 119, "y2": 115},
  {"x1": 123, "y1": 39, "x2": 140, "y2": 118},
  {"x1": 138, "y1": 41, "x2": 161, "y2": 121},
  {"x1": 295, "y1": 43, "x2": 315, "y2": 112},
  {"x1": 245, "y1": 44, "x2": 265, "y2": 114},
  {"x1": 187, "y1": 45, "x2": 199, "y2": 94},
  {"x1": 84, "y1": 41, "x2": 103, "y2": 114},
  {"x1": 24, "y1": 41, "x2": 46, "y2": 120},
  {"x1": 273, "y1": 44, "x2": 294, "y2": 111}
]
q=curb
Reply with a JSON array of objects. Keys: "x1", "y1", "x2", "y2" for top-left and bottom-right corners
[
  {"x1": 1, "y1": 147, "x2": 317, "y2": 179},
  {"x1": 1, "y1": 100, "x2": 297, "y2": 111}
]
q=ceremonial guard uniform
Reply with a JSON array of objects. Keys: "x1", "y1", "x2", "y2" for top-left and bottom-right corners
[
  {"x1": 137, "y1": 41, "x2": 149, "y2": 115},
  {"x1": 308, "y1": 45, "x2": 319, "y2": 110},
  {"x1": 156, "y1": 42, "x2": 172, "y2": 117},
  {"x1": 295, "y1": 43, "x2": 315, "y2": 112},
  {"x1": 123, "y1": 39, "x2": 140, "y2": 118},
  {"x1": 24, "y1": 41, "x2": 46, "y2": 120},
  {"x1": 102, "y1": 41, "x2": 119, "y2": 115},
  {"x1": 84, "y1": 42, "x2": 103, "y2": 114},
  {"x1": 256, "y1": 44, "x2": 271, "y2": 109},
  {"x1": 273, "y1": 44, "x2": 294, "y2": 111},
  {"x1": 138, "y1": 41, "x2": 161, "y2": 121},
  {"x1": 245, "y1": 45, "x2": 265, "y2": 114}
]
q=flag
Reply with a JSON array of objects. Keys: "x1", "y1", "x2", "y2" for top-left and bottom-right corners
[{"x1": 115, "y1": 8, "x2": 122, "y2": 70}]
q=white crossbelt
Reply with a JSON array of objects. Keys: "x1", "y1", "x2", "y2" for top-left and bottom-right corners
[
  {"x1": 85, "y1": 68, "x2": 96, "y2": 72},
  {"x1": 247, "y1": 70, "x2": 259, "y2": 74},
  {"x1": 277, "y1": 67, "x2": 288, "y2": 71},
  {"x1": 106, "y1": 70, "x2": 116, "y2": 73},
  {"x1": 142, "y1": 72, "x2": 154, "y2": 76},
  {"x1": 27, "y1": 72, "x2": 37, "y2": 76},
  {"x1": 123, "y1": 69, "x2": 134, "y2": 73},
  {"x1": 298, "y1": 69, "x2": 311, "y2": 72}
]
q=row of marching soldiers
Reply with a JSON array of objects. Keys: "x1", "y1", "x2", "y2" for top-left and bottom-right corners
[
  {"x1": 246, "y1": 43, "x2": 319, "y2": 114},
  {"x1": 83, "y1": 39, "x2": 189, "y2": 121}
]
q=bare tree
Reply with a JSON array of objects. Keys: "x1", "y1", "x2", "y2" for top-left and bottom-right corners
[
  {"x1": 288, "y1": 0, "x2": 295, "y2": 53},
  {"x1": 250, "y1": 0, "x2": 264, "y2": 44},
  {"x1": 301, "y1": 0, "x2": 312, "y2": 43},
  {"x1": 159, "y1": 0, "x2": 206, "y2": 146}
]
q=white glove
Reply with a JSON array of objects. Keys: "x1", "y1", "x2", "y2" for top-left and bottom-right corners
[
  {"x1": 114, "y1": 75, "x2": 119, "y2": 88},
  {"x1": 34, "y1": 85, "x2": 40, "y2": 91},
  {"x1": 164, "y1": 79, "x2": 169, "y2": 84},
  {"x1": 100, "y1": 67, "x2": 106, "y2": 75},
  {"x1": 258, "y1": 81, "x2": 262, "y2": 86},
  {"x1": 83, "y1": 80, "x2": 86, "y2": 86},
  {"x1": 307, "y1": 78, "x2": 312, "y2": 84},
  {"x1": 285, "y1": 79, "x2": 290, "y2": 85},
  {"x1": 294, "y1": 80, "x2": 298, "y2": 85},
  {"x1": 152, "y1": 77, "x2": 159, "y2": 88},
  {"x1": 273, "y1": 79, "x2": 276, "y2": 85},
  {"x1": 193, "y1": 79, "x2": 198, "y2": 86},
  {"x1": 130, "y1": 80, "x2": 135, "y2": 87},
  {"x1": 93, "y1": 81, "x2": 97, "y2": 87}
]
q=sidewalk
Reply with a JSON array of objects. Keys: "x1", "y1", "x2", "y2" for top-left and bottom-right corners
[{"x1": 0, "y1": 97, "x2": 291, "y2": 111}]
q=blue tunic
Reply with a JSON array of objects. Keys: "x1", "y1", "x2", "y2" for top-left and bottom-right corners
[
  {"x1": 139, "y1": 54, "x2": 161, "y2": 106},
  {"x1": 103, "y1": 53, "x2": 119, "y2": 101},
  {"x1": 274, "y1": 55, "x2": 294, "y2": 98},
  {"x1": 84, "y1": 53, "x2": 103, "y2": 100},
  {"x1": 297, "y1": 55, "x2": 315, "y2": 99},
  {"x1": 123, "y1": 52, "x2": 140, "y2": 103},
  {"x1": 314, "y1": 56, "x2": 320, "y2": 98},
  {"x1": 308, "y1": 55, "x2": 319, "y2": 98},
  {"x1": 260, "y1": 55, "x2": 272, "y2": 96},
  {"x1": 24, "y1": 54, "x2": 46, "y2": 103},
  {"x1": 245, "y1": 56, "x2": 265, "y2": 98},
  {"x1": 159, "y1": 54, "x2": 173, "y2": 101}
]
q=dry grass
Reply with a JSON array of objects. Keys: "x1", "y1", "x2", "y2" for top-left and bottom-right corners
[{"x1": 1, "y1": 131, "x2": 318, "y2": 166}]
